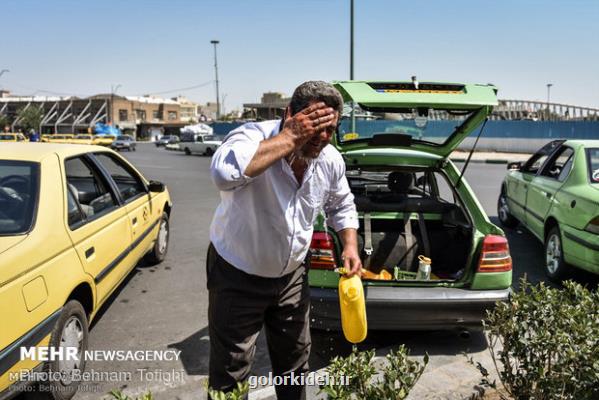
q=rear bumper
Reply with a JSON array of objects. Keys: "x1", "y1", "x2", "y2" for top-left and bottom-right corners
[{"x1": 310, "y1": 286, "x2": 510, "y2": 330}]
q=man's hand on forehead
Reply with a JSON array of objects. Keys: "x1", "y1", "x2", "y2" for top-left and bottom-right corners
[{"x1": 282, "y1": 102, "x2": 337, "y2": 148}]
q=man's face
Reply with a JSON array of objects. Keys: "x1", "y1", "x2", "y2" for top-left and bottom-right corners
[{"x1": 298, "y1": 110, "x2": 338, "y2": 159}]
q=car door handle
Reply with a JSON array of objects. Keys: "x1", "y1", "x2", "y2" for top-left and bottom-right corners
[
  {"x1": 546, "y1": 192, "x2": 552, "y2": 198},
  {"x1": 85, "y1": 246, "x2": 95, "y2": 258},
  {"x1": 132, "y1": 217, "x2": 138, "y2": 225}
]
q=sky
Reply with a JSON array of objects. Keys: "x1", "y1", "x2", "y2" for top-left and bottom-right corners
[{"x1": 1, "y1": 0, "x2": 598, "y2": 112}]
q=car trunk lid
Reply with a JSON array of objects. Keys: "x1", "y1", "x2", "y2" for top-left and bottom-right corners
[{"x1": 332, "y1": 81, "x2": 498, "y2": 158}]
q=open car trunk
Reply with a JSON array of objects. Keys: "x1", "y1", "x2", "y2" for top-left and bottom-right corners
[{"x1": 346, "y1": 167, "x2": 474, "y2": 283}]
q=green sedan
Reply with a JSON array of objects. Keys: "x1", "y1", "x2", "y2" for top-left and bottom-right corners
[
  {"x1": 309, "y1": 81, "x2": 512, "y2": 331},
  {"x1": 498, "y1": 140, "x2": 599, "y2": 281}
]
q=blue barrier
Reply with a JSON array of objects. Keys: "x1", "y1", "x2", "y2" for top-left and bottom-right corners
[{"x1": 211, "y1": 120, "x2": 599, "y2": 140}]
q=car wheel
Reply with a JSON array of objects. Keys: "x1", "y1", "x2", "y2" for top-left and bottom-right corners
[
  {"x1": 545, "y1": 226, "x2": 568, "y2": 282},
  {"x1": 145, "y1": 212, "x2": 170, "y2": 265},
  {"x1": 132, "y1": 146, "x2": 136, "y2": 152},
  {"x1": 205, "y1": 147, "x2": 214, "y2": 156},
  {"x1": 45, "y1": 300, "x2": 89, "y2": 400},
  {"x1": 184, "y1": 147, "x2": 191, "y2": 155},
  {"x1": 497, "y1": 189, "x2": 518, "y2": 228}
]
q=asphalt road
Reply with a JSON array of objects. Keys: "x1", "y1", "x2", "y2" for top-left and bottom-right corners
[{"x1": 19, "y1": 145, "x2": 597, "y2": 400}]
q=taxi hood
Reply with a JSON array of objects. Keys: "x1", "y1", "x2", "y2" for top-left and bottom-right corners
[{"x1": 332, "y1": 81, "x2": 498, "y2": 158}]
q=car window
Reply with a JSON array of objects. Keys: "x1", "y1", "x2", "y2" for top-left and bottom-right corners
[
  {"x1": 540, "y1": 147, "x2": 574, "y2": 181},
  {"x1": 93, "y1": 153, "x2": 146, "y2": 202},
  {"x1": 433, "y1": 172, "x2": 456, "y2": 204},
  {"x1": 0, "y1": 161, "x2": 39, "y2": 235},
  {"x1": 521, "y1": 140, "x2": 564, "y2": 174},
  {"x1": 522, "y1": 154, "x2": 549, "y2": 174},
  {"x1": 587, "y1": 148, "x2": 599, "y2": 184},
  {"x1": 65, "y1": 156, "x2": 117, "y2": 222},
  {"x1": 67, "y1": 187, "x2": 85, "y2": 228}
]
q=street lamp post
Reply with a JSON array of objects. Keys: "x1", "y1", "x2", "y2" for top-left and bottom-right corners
[
  {"x1": 546, "y1": 83, "x2": 553, "y2": 121},
  {"x1": 210, "y1": 40, "x2": 221, "y2": 121}
]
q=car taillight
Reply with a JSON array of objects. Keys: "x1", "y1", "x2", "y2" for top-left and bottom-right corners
[
  {"x1": 478, "y1": 235, "x2": 512, "y2": 273},
  {"x1": 584, "y1": 216, "x2": 599, "y2": 234},
  {"x1": 309, "y1": 231, "x2": 337, "y2": 270}
]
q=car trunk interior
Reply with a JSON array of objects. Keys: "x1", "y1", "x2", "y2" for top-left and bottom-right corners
[{"x1": 345, "y1": 167, "x2": 474, "y2": 283}]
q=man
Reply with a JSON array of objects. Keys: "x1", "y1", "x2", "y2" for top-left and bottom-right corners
[{"x1": 208, "y1": 81, "x2": 361, "y2": 399}]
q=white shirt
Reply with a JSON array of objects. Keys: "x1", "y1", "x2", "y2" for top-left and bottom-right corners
[{"x1": 209, "y1": 120, "x2": 359, "y2": 278}]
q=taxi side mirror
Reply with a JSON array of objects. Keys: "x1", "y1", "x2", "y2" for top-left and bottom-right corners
[{"x1": 148, "y1": 180, "x2": 165, "y2": 193}]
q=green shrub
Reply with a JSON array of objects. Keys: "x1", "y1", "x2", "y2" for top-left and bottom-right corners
[
  {"x1": 319, "y1": 345, "x2": 428, "y2": 399},
  {"x1": 108, "y1": 390, "x2": 153, "y2": 400},
  {"x1": 481, "y1": 278, "x2": 599, "y2": 400},
  {"x1": 205, "y1": 382, "x2": 249, "y2": 400}
]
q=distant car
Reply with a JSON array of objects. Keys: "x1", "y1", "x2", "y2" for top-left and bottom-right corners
[
  {"x1": 309, "y1": 80, "x2": 512, "y2": 332},
  {"x1": 0, "y1": 133, "x2": 27, "y2": 142},
  {"x1": 0, "y1": 143, "x2": 171, "y2": 398},
  {"x1": 72, "y1": 134, "x2": 94, "y2": 145},
  {"x1": 155, "y1": 135, "x2": 179, "y2": 147},
  {"x1": 180, "y1": 134, "x2": 222, "y2": 156},
  {"x1": 93, "y1": 134, "x2": 116, "y2": 147},
  {"x1": 111, "y1": 135, "x2": 137, "y2": 152},
  {"x1": 498, "y1": 140, "x2": 599, "y2": 281},
  {"x1": 45, "y1": 134, "x2": 75, "y2": 144},
  {"x1": 165, "y1": 142, "x2": 181, "y2": 151}
]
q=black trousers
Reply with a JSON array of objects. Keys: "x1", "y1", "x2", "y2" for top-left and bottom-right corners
[{"x1": 206, "y1": 244, "x2": 310, "y2": 400}]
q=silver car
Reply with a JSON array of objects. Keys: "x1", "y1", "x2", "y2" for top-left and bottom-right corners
[{"x1": 111, "y1": 135, "x2": 137, "y2": 152}]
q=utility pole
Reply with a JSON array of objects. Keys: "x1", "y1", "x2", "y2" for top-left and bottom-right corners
[
  {"x1": 211, "y1": 40, "x2": 221, "y2": 120},
  {"x1": 350, "y1": 0, "x2": 354, "y2": 80}
]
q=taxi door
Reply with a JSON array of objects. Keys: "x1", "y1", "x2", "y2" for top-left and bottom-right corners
[{"x1": 63, "y1": 155, "x2": 132, "y2": 305}]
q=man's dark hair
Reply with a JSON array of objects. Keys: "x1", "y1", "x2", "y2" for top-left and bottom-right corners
[{"x1": 289, "y1": 81, "x2": 343, "y2": 116}]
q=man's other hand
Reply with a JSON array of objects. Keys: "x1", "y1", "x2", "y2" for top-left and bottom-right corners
[{"x1": 341, "y1": 247, "x2": 362, "y2": 277}]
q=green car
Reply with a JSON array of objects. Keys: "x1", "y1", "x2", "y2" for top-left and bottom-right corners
[
  {"x1": 498, "y1": 139, "x2": 599, "y2": 281},
  {"x1": 308, "y1": 81, "x2": 512, "y2": 331}
]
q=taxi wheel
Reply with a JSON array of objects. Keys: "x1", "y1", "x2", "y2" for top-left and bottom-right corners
[
  {"x1": 145, "y1": 212, "x2": 170, "y2": 265},
  {"x1": 545, "y1": 226, "x2": 569, "y2": 282},
  {"x1": 45, "y1": 300, "x2": 89, "y2": 400},
  {"x1": 497, "y1": 189, "x2": 518, "y2": 228}
]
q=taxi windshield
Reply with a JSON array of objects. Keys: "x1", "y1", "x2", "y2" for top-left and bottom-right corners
[{"x1": 338, "y1": 102, "x2": 475, "y2": 145}]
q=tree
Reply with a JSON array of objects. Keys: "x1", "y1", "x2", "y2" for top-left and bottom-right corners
[{"x1": 17, "y1": 106, "x2": 44, "y2": 132}]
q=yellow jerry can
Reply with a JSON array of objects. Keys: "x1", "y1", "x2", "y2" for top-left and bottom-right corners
[{"x1": 338, "y1": 273, "x2": 368, "y2": 343}]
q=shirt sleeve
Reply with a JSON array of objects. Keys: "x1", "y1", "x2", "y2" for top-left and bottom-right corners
[
  {"x1": 210, "y1": 128, "x2": 260, "y2": 191},
  {"x1": 324, "y1": 159, "x2": 359, "y2": 232}
]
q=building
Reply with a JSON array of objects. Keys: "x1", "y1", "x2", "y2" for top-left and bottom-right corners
[
  {"x1": 197, "y1": 102, "x2": 218, "y2": 122},
  {"x1": 243, "y1": 92, "x2": 290, "y2": 120},
  {"x1": 0, "y1": 90, "x2": 200, "y2": 140}
]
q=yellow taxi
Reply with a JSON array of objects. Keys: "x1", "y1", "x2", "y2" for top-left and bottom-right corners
[
  {"x1": 92, "y1": 135, "x2": 116, "y2": 147},
  {"x1": 49, "y1": 134, "x2": 75, "y2": 144},
  {"x1": 71, "y1": 134, "x2": 94, "y2": 145},
  {"x1": 0, "y1": 143, "x2": 172, "y2": 398},
  {"x1": 0, "y1": 133, "x2": 27, "y2": 142}
]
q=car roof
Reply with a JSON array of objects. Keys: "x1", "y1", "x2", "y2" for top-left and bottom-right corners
[
  {"x1": 0, "y1": 143, "x2": 112, "y2": 162},
  {"x1": 564, "y1": 140, "x2": 599, "y2": 148}
]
